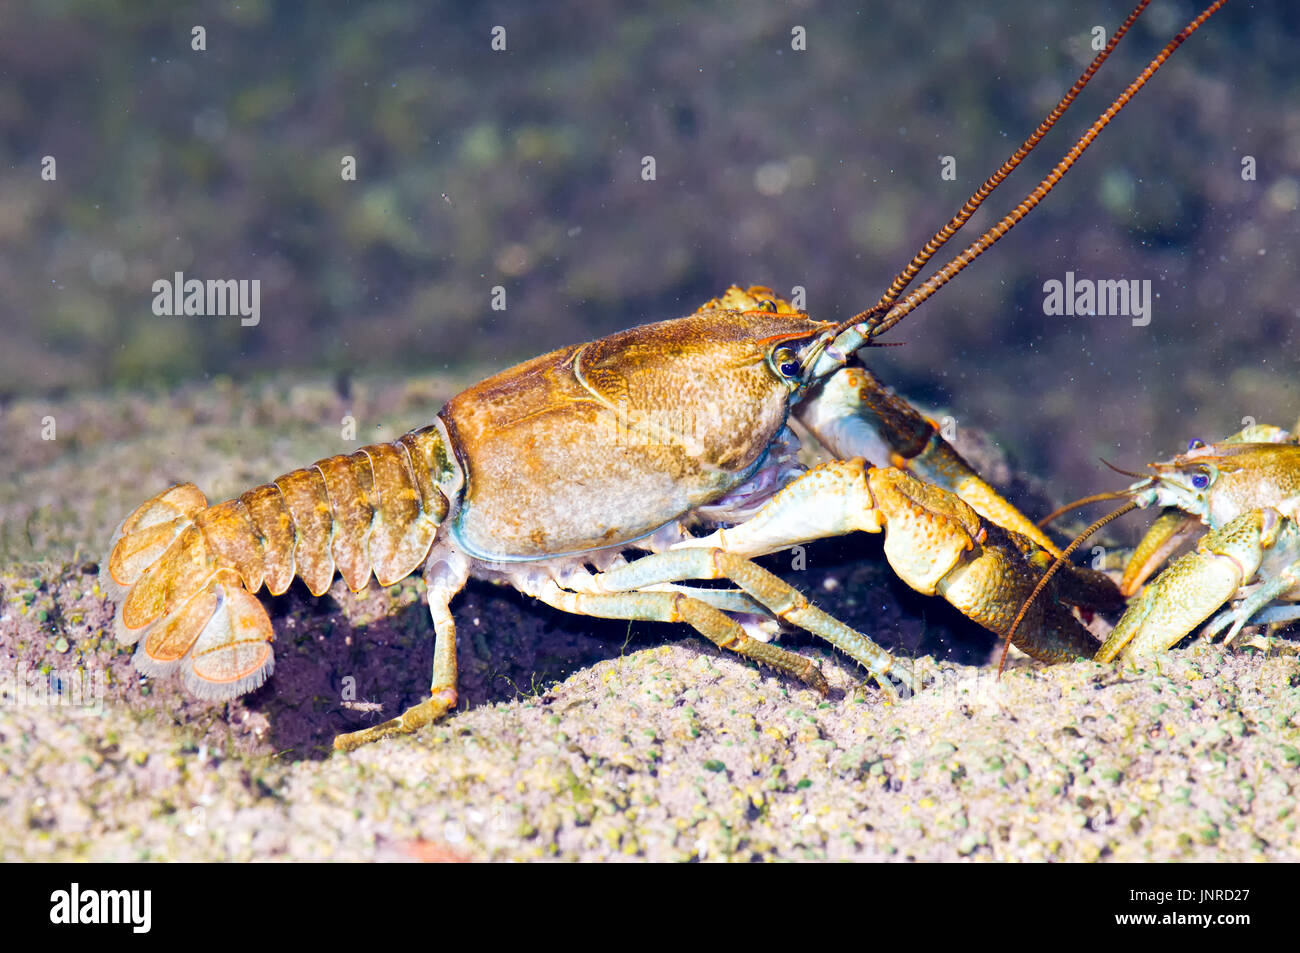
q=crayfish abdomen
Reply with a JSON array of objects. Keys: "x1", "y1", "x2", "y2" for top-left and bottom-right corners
[{"x1": 101, "y1": 423, "x2": 459, "y2": 699}]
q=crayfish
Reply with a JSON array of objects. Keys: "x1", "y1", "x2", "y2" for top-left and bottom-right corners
[
  {"x1": 101, "y1": 0, "x2": 1231, "y2": 751},
  {"x1": 1048, "y1": 424, "x2": 1300, "y2": 662}
]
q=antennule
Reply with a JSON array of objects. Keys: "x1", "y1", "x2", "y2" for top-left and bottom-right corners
[{"x1": 1100, "y1": 457, "x2": 1151, "y2": 481}]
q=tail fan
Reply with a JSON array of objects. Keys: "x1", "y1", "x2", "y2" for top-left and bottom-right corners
[{"x1": 102, "y1": 483, "x2": 275, "y2": 700}]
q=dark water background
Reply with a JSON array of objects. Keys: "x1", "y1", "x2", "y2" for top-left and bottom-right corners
[{"x1": 4, "y1": 0, "x2": 1298, "y2": 508}]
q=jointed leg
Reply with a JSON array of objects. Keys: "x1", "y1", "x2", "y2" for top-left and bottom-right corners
[
  {"x1": 799, "y1": 366, "x2": 1120, "y2": 611},
  {"x1": 673, "y1": 459, "x2": 1099, "y2": 663},
  {"x1": 334, "y1": 549, "x2": 470, "y2": 752},
  {"x1": 586, "y1": 545, "x2": 911, "y2": 693},
  {"x1": 1202, "y1": 559, "x2": 1300, "y2": 650},
  {"x1": 627, "y1": 583, "x2": 769, "y2": 617},
  {"x1": 529, "y1": 579, "x2": 828, "y2": 694}
]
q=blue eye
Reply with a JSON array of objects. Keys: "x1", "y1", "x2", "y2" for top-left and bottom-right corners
[
  {"x1": 1188, "y1": 438, "x2": 1206, "y2": 451},
  {"x1": 780, "y1": 361, "x2": 800, "y2": 378},
  {"x1": 1191, "y1": 472, "x2": 1210, "y2": 490}
]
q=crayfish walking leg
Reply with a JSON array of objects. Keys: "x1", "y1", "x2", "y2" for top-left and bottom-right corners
[
  {"x1": 529, "y1": 582, "x2": 831, "y2": 692},
  {"x1": 579, "y1": 548, "x2": 912, "y2": 694},
  {"x1": 334, "y1": 543, "x2": 837, "y2": 750},
  {"x1": 334, "y1": 548, "x2": 471, "y2": 751},
  {"x1": 674, "y1": 459, "x2": 1103, "y2": 664}
]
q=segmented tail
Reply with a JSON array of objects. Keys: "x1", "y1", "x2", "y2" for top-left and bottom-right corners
[{"x1": 101, "y1": 423, "x2": 461, "y2": 701}]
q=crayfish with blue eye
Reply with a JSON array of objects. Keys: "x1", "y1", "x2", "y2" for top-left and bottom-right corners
[{"x1": 1029, "y1": 424, "x2": 1300, "y2": 665}]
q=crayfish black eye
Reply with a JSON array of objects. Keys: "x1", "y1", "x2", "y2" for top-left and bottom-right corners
[
  {"x1": 757, "y1": 298, "x2": 777, "y2": 312},
  {"x1": 1191, "y1": 471, "x2": 1211, "y2": 490},
  {"x1": 770, "y1": 347, "x2": 801, "y2": 380},
  {"x1": 1188, "y1": 438, "x2": 1206, "y2": 451}
]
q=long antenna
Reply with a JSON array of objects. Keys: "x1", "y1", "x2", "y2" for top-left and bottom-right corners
[
  {"x1": 997, "y1": 499, "x2": 1139, "y2": 677},
  {"x1": 826, "y1": 0, "x2": 1230, "y2": 343},
  {"x1": 874, "y1": 0, "x2": 1152, "y2": 313}
]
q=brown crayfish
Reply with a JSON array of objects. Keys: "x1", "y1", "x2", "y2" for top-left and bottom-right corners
[{"x1": 101, "y1": 0, "x2": 1227, "y2": 750}]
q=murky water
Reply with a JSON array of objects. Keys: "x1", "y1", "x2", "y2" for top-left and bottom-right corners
[{"x1": 4, "y1": 0, "x2": 1298, "y2": 529}]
